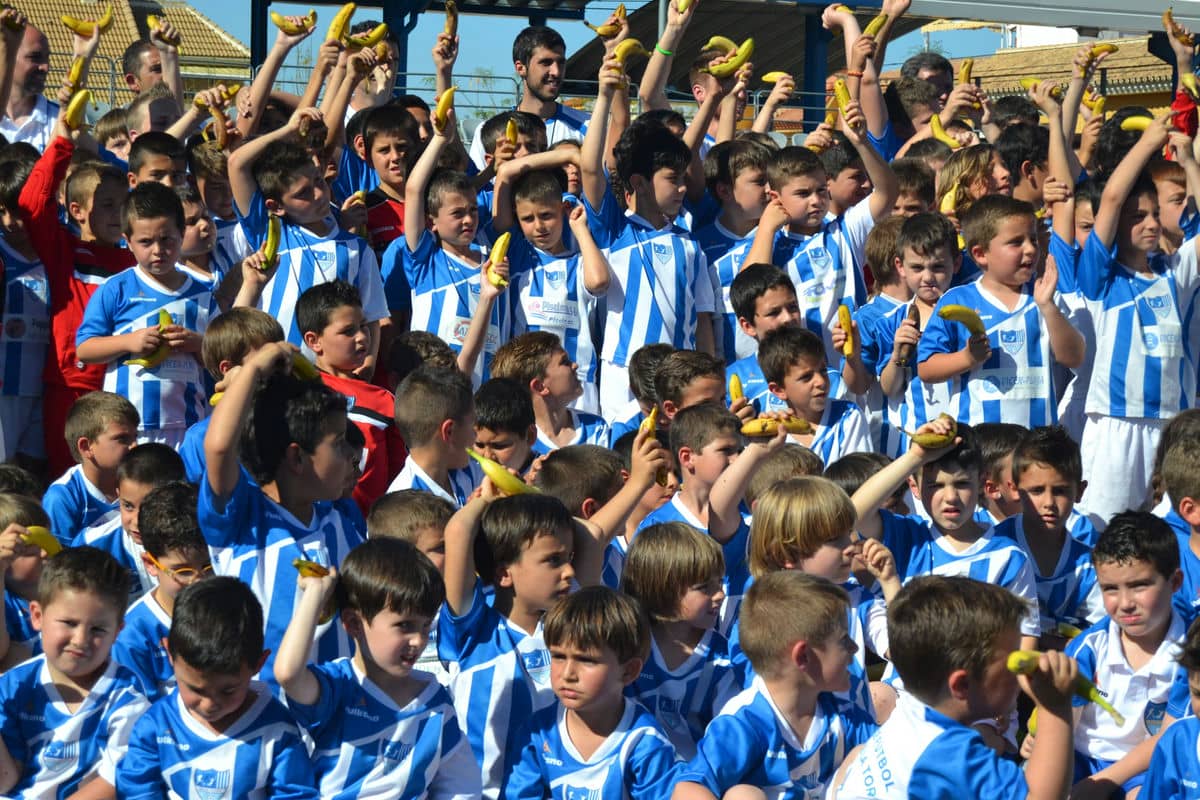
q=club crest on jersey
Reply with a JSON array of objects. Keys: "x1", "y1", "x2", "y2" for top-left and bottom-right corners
[
  {"x1": 545, "y1": 269, "x2": 566, "y2": 289},
  {"x1": 999, "y1": 329, "x2": 1025, "y2": 355},
  {"x1": 652, "y1": 243, "x2": 672, "y2": 265},
  {"x1": 806, "y1": 246, "x2": 833, "y2": 272},
  {"x1": 1144, "y1": 701, "x2": 1167, "y2": 735},
  {"x1": 192, "y1": 768, "x2": 232, "y2": 800},
  {"x1": 380, "y1": 739, "x2": 413, "y2": 762},
  {"x1": 522, "y1": 648, "x2": 551, "y2": 685},
  {"x1": 565, "y1": 787, "x2": 601, "y2": 800},
  {"x1": 1145, "y1": 294, "x2": 1171, "y2": 319},
  {"x1": 40, "y1": 740, "x2": 77, "y2": 772}
]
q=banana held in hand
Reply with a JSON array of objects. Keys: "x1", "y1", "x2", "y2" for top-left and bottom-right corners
[
  {"x1": 584, "y1": 19, "x2": 620, "y2": 37},
  {"x1": 432, "y1": 86, "x2": 456, "y2": 132},
  {"x1": 838, "y1": 304, "x2": 854, "y2": 358},
  {"x1": 291, "y1": 352, "x2": 321, "y2": 382},
  {"x1": 505, "y1": 118, "x2": 518, "y2": 145},
  {"x1": 1182, "y1": 73, "x2": 1200, "y2": 99},
  {"x1": 1164, "y1": 7, "x2": 1195, "y2": 47},
  {"x1": 1019, "y1": 77, "x2": 1063, "y2": 100},
  {"x1": 444, "y1": 0, "x2": 458, "y2": 37},
  {"x1": 147, "y1": 15, "x2": 181, "y2": 46},
  {"x1": 728, "y1": 375, "x2": 744, "y2": 402},
  {"x1": 270, "y1": 10, "x2": 317, "y2": 35},
  {"x1": 741, "y1": 416, "x2": 811, "y2": 438},
  {"x1": 639, "y1": 407, "x2": 669, "y2": 486},
  {"x1": 613, "y1": 38, "x2": 650, "y2": 71},
  {"x1": 1119, "y1": 115, "x2": 1153, "y2": 132},
  {"x1": 904, "y1": 413, "x2": 958, "y2": 449},
  {"x1": 702, "y1": 38, "x2": 753, "y2": 78},
  {"x1": 469, "y1": 449, "x2": 538, "y2": 495},
  {"x1": 862, "y1": 12, "x2": 887, "y2": 37},
  {"x1": 21, "y1": 526, "x2": 63, "y2": 556},
  {"x1": 260, "y1": 215, "x2": 282, "y2": 269},
  {"x1": 486, "y1": 232, "x2": 511, "y2": 288},
  {"x1": 1006, "y1": 650, "x2": 1125, "y2": 725},
  {"x1": 347, "y1": 22, "x2": 387, "y2": 50},
  {"x1": 929, "y1": 113, "x2": 962, "y2": 149},
  {"x1": 62, "y1": 5, "x2": 113, "y2": 37},
  {"x1": 938, "y1": 304, "x2": 986, "y2": 336},
  {"x1": 761, "y1": 71, "x2": 790, "y2": 83},
  {"x1": 958, "y1": 58, "x2": 974, "y2": 84},
  {"x1": 326, "y1": 2, "x2": 356, "y2": 43},
  {"x1": 125, "y1": 309, "x2": 174, "y2": 369},
  {"x1": 702, "y1": 35, "x2": 737, "y2": 55},
  {"x1": 293, "y1": 558, "x2": 330, "y2": 578},
  {"x1": 894, "y1": 303, "x2": 921, "y2": 366}
]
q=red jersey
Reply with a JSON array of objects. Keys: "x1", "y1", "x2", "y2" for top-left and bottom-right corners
[
  {"x1": 19, "y1": 137, "x2": 135, "y2": 390},
  {"x1": 320, "y1": 371, "x2": 406, "y2": 515},
  {"x1": 364, "y1": 188, "x2": 404, "y2": 255}
]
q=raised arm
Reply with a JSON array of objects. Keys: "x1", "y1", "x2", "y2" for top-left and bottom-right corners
[
  {"x1": 443, "y1": 495, "x2": 491, "y2": 615},
  {"x1": 639, "y1": 0, "x2": 697, "y2": 111},
  {"x1": 1035, "y1": 255, "x2": 1084, "y2": 368},
  {"x1": 432, "y1": 29, "x2": 470, "y2": 170},
  {"x1": 404, "y1": 114, "x2": 450, "y2": 252},
  {"x1": 581, "y1": 57, "x2": 621, "y2": 210},
  {"x1": 708, "y1": 429, "x2": 785, "y2": 542},
  {"x1": 0, "y1": 9, "x2": 26, "y2": 112},
  {"x1": 323, "y1": 47, "x2": 378, "y2": 153},
  {"x1": 243, "y1": 17, "x2": 319, "y2": 138},
  {"x1": 580, "y1": 426, "x2": 663, "y2": 545},
  {"x1": 568, "y1": 203, "x2": 612, "y2": 294},
  {"x1": 1092, "y1": 116, "x2": 1169, "y2": 249},
  {"x1": 227, "y1": 106, "x2": 321, "y2": 217},
  {"x1": 867, "y1": 0, "x2": 911, "y2": 75},
  {"x1": 851, "y1": 418, "x2": 954, "y2": 539},
  {"x1": 149, "y1": 19, "x2": 184, "y2": 112},
  {"x1": 455, "y1": 257, "x2": 505, "y2": 375},
  {"x1": 841, "y1": 100, "x2": 897, "y2": 222},
  {"x1": 492, "y1": 148, "x2": 578, "y2": 232},
  {"x1": 274, "y1": 568, "x2": 338, "y2": 705}
]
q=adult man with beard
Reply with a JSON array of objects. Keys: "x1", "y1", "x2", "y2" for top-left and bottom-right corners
[{"x1": 468, "y1": 25, "x2": 588, "y2": 170}]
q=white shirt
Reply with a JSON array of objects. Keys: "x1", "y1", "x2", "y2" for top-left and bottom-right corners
[{"x1": 0, "y1": 95, "x2": 58, "y2": 152}]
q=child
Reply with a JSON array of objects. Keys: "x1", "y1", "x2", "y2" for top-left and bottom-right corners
[
  {"x1": 672, "y1": 572, "x2": 877, "y2": 800},
  {"x1": 829, "y1": 575, "x2": 1079, "y2": 798},
  {"x1": 890, "y1": 158, "x2": 936, "y2": 217},
  {"x1": 610, "y1": 343, "x2": 675, "y2": 442},
  {"x1": 227, "y1": 111, "x2": 388, "y2": 360},
  {"x1": 174, "y1": 183, "x2": 219, "y2": 286},
  {"x1": 1162, "y1": 434, "x2": 1200, "y2": 616},
  {"x1": 0, "y1": 547, "x2": 149, "y2": 797},
  {"x1": 1142, "y1": 618, "x2": 1200, "y2": 799},
  {"x1": 506, "y1": 586, "x2": 680, "y2": 800},
  {"x1": 1066, "y1": 511, "x2": 1188, "y2": 795},
  {"x1": 126, "y1": 131, "x2": 187, "y2": 189},
  {"x1": 0, "y1": 494, "x2": 50, "y2": 656},
  {"x1": 491, "y1": 331, "x2": 610, "y2": 453},
  {"x1": 202, "y1": 342, "x2": 364, "y2": 686},
  {"x1": 974, "y1": 422, "x2": 1029, "y2": 525},
  {"x1": 582, "y1": 63, "x2": 716, "y2": 418},
  {"x1": 114, "y1": 578, "x2": 318, "y2": 798},
  {"x1": 606, "y1": 431, "x2": 680, "y2": 583},
  {"x1": 298, "y1": 280, "x2": 405, "y2": 514},
  {"x1": 42, "y1": 391, "x2": 139, "y2": 544},
  {"x1": 275, "y1": 538, "x2": 480, "y2": 799},
  {"x1": 366, "y1": 489, "x2": 454, "y2": 571},
  {"x1": 71, "y1": 443, "x2": 186, "y2": 605},
  {"x1": 917, "y1": 195, "x2": 1084, "y2": 429},
  {"x1": 473, "y1": 377, "x2": 537, "y2": 475},
  {"x1": 358, "y1": 105, "x2": 420, "y2": 255},
  {"x1": 388, "y1": 365, "x2": 479, "y2": 506},
  {"x1": 95, "y1": 108, "x2": 131, "y2": 164},
  {"x1": 621, "y1": 522, "x2": 741, "y2": 759},
  {"x1": 759, "y1": 327, "x2": 872, "y2": 463},
  {"x1": 187, "y1": 139, "x2": 250, "y2": 279},
  {"x1": 1003, "y1": 426, "x2": 1103, "y2": 643},
  {"x1": 655, "y1": 350, "x2": 733, "y2": 422},
  {"x1": 725, "y1": 263, "x2": 802, "y2": 415},
  {"x1": 111, "y1": 481, "x2": 212, "y2": 701},
  {"x1": 76, "y1": 182, "x2": 216, "y2": 449}
]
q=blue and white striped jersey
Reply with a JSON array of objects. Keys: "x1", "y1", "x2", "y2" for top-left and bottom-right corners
[
  {"x1": 677, "y1": 676, "x2": 875, "y2": 800},
  {"x1": 437, "y1": 581, "x2": 558, "y2": 800},
  {"x1": 694, "y1": 220, "x2": 757, "y2": 364},
  {"x1": 607, "y1": 400, "x2": 644, "y2": 443},
  {"x1": 70, "y1": 516, "x2": 152, "y2": 607},
  {"x1": 869, "y1": 301, "x2": 953, "y2": 435},
  {"x1": 881, "y1": 511, "x2": 1041, "y2": 637},
  {"x1": 628, "y1": 628, "x2": 742, "y2": 759},
  {"x1": 286, "y1": 659, "x2": 480, "y2": 800},
  {"x1": 43, "y1": 465, "x2": 119, "y2": 545},
  {"x1": 387, "y1": 458, "x2": 478, "y2": 508},
  {"x1": 237, "y1": 191, "x2": 388, "y2": 347},
  {"x1": 1067, "y1": 613, "x2": 1186, "y2": 761},
  {"x1": 1075, "y1": 234, "x2": 1200, "y2": 419},
  {"x1": 532, "y1": 410, "x2": 612, "y2": 455},
  {"x1": 997, "y1": 516, "x2": 1103, "y2": 634},
  {"x1": 857, "y1": 292, "x2": 907, "y2": 456},
  {"x1": 726, "y1": 355, "x2": 788, "y2": 415},
  {"x1": 918, "y1": 284, "x2": 1065, "y2": 428},
  {"x1": 382, "y1": 229, "x2": 510, "y2": 385},
  {"x1": 1143, "y1": 716, "x2": 1200, "y2": 800},
  {"x1": 0, "y1": 656, "x2": 149, "y2": 799},
  {"x1": 585, "y1": 191, "x2": 715, "y2": 367},
  {"x1": 830, "y1": 690, "x2": 1029, "y2": 800},
  {"x1": 1175, "y1": 528, "x2": 1200, "y2": 616},
  {"x1": 0, "y1": 237, "x2": 49, "y2": 397},
  {"x1": 198, "y1": 471, "x2": 364, "y2": 689},
  {"x1": 111, "y1": 591, "x2": 173, "y2": 702},
  {"x1": 505, "y1": 701, "x2": 680, "y2": 800},
  {"x1": 800, "y1": 399, "x2": 872, "y2": 465},
  {"x1": 3, "y1": 591, "x2": 37, "y2": 654},
  {"x1": 210, "y1": 216, "x2": 252, "y2": 282},
  {"x1": 601, "y1": 534, "x2": 629, "y2": 591},
  {"x1": 509, "y1": 233, "x2": 602, "y2": 386},
  {"x1": 76, "y1": 267, "x2": 216, "y2": 433},
  {"x1": 115, "y1": 684, "x2": 318, "y2": 800}
]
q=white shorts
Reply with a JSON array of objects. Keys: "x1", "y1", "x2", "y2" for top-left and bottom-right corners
[
  {"x1": 0, "y1": 396, "x2": 45, "y2": 461},
  {"x1": 138, "y1": 426, "x2": 187, "y2": 451},
  {"x1": 1077, "y1": 414, "x2": 1164, "y2": 528},
  {"x1": 599, "y1": 361, "x2": 635, "y2": 422}
]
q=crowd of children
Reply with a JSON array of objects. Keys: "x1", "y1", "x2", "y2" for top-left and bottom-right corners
[{"x1": 3, "y1": 0, "x2": 1200, "y2": 796}]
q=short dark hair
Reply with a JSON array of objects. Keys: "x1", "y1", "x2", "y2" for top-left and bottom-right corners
[
  {"x1": 996, "y1": 123, "x2": 1050, "y2": 188},
  {"x1": 37, "y1": 546, "x2": 129, "y2": 614},
  {"x1": 394, "y1": 365, "x2": 473, "y2": 448},
  {"x1": 168, "y1": 577, "x2": 264, "y2": 674},
  {"x1": 1075, "y1": 175, "x2": 1104, "y2": 216},
  {"x1": 669, "y1": 402, "x2": 740, "y2": 456},
  {"x1": 865, "y1": 215, "x2": 906, "y2": 287},
  {"x1": 426, "y1": 168, "x2": 476, "y2": 215},
  {"x1": 1012, "y1": 426, "x2": 1083, "y2": 486},
  {"x1": 1095, "y1": 109, "x2": 1153, "y2": 178},
  {"x1": 252, "y1": 141, "x2": 318, "y2": 202},
  {"x1": 730, "y1": 264, "x2": 796, "y2": 323},
  {"x1": 127, "y1": 131, "x2": 185, "y2": 175},
  {"x1": 703, "y1": 139, "x2": 772, "y2": 195},
  {"x1": 1179, "y1": 616, "x2": 1200, "y2": 674},
  {"x1": 990, "y1": 95, "x2": 1040, "y2": 128},
  {"x1": 337, "y1": 538, "x2": 444, "y2": 621},
  {"x1": 117, "y1": 442, "x2": 185, "y2": 487},
  {"x1": 138, "y1": 481, "x2": 207, "y2": 560},
  {"x1": 543, "y1": 585, "x2": 650, "y2": 664},
  {"x1": 767, "y1": 146, "x2": 825, "y2": 191},
  {"x1": 1092, "y1": 511, "x2": 1180, "y2": 579},
  {"x1": 818, "y1": 131, "x2": 863, "y2": 180},
  {"x1": 613, "y1": 120, "x2": 689, "y2": 194},
  {"x1": 367, "y1": 490, "x2": 455, "y2": 543},
  {"x1": 891, "y1": 157, "x2": 936, "y2": 206},
  {"x1": 122, "y1": 180, "x2": 184, "y2": 236},
  {"x1": 534, "y1": 445, "x2": 624, "y2": 514},
  {"x1": 0, "y1": 154, "x2": 33, "y2": 211},
  {"x1": 512, "y1": 25, "x2": 565, "y2": 66},
  {"x1": 480, "y1": 110, "x2": 546, "y2": 155},
  {"x1": 628, "y1": 344, "x2": 675, "y2": 404},
  {"x1": 477, "y1": 494, "x2": 574, "y2": 585},
  {"x1": 297, "y1": 280, "x2": 363, "y2": 335},
  {"x1": 904, "y1": 136, "x2": 953, "y2": 163},
  {"x1": 758, "y1": 327, "x2": 825, "y2": 386},
  {"x1": 475, "y1": 377, "x2": 535, "y2": 435},
  {"x1": 241, "y1": 373, "x2": 347, "y2": 484},
  {"x1": 923, "y1": 421, "x2": 983, "y2": 477},
  {"x1": 654, "y1": 350, "x2": 724, "y2": 408},
  {"x1": 362, "y1": 103, "x2": 421, "y2": 159},
  {"x1": 899, "y1": 51, "x2": 953, "y2": 82},
  {"x1": 897, "y1": 211, "x2": 957, "y2": 261},
  {"x1": 972, "y1": 422, "x2": 1028, "y2": 484},
  {"x1": 824, "y1": 451, "x2": 893, "y2": 498},
  {"x1": 0, "y1": 464, "x2": 42, "y2": 498},
  {"x1": 121, "y1": 39, "x2": 155, "y2": 78},
  {"x1": 511, "y1": 169, "x2": 563, "y2": 207}
]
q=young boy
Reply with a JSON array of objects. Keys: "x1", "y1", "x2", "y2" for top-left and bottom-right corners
[
  {"x1": 275, "y1": 537, "x2": 480, "y2": 798},
  {"x1": 174, "y1": 183, "x2": 219, "y2": 286},
  {"x1": 202, "y1": 342, "x2": 364, "y2": 686},
  {"x1": 1064, "y1": 511, "x2": 1188, "y2": 795},
  {"x1": 974, "y1": 422, "x2": 1030, "y2": 525},
  {"x1": 1162, "y1": 434, "x2": 1200, "y2": 616},
  {"x1": 582, "y1": 63, "x2": 716, "y2": 418},
  {"x1": 491, "y1": 331, "x2": 610, "y2": 454},
  {"x1": 672, "y1": 572, "x2": 876, "y2": 800},
  {"x1": 759, "y1": 327, "x2": 872, "y2": 464},
  {"x1": 609, "y1": 344, "x2": 676, "y2": 442},
  {"x1": 76, "y1": 182, "x2": 216, "y2": 448},
  {"x1": 72, "y1": 443, "x2": 186, "y2": 605},
  {"x1": 473, "y1": 377, "x2": 537, "y2": 475},
  {"x1": 388, "y1": 364, "x2": 479, "y2": 506},
  {"x1": 187, "y1": 138, "x2": 251, "y2": 279},
  {"x1": 358, "y1": 104, "x2": 420, "y2": 256},
  {"x1": 890, "y1": 158, "x2": 936, "y2": 217},
  {"x1": 114, "y1": 578, "x2": 318, "y2": 798},
  {"x1": 506, "y1": 586, "x2": 680, "y2": 800},
  {"x1": 725, "y1": 264, "x2": 802, "y2": 415},
  {"x1": 227, "y1": 110, "x2": 387, "y2": 363},
  {"x1": 917, "y1": 195, "x2": 1084, "y2": 429},
  {"x1": 1142, "y1": 618, "x2": 1200, "y2": 799},
  {"x1": 655, "y1": 350, "x2": 734, "y2": 423},
  {"x1": 0, "y1": 547, "x2": 149, "y2": 797},
  {"x1": 298, "y1": 280, "x2": 405, "y2": 514},
  {"x1": 0, "y1": 494, "x2": 50, "y2": 656},
  {"x1": 111, "y1": 481, "x2": 213, "y2": 701},
  {"x1": 43, "y1": 391, "x2": 139, "y2": 544},
  {"x1": 829, "y1": 575, "x2": 1079, "y2": 798},
  {"x1": 126, "y1": 132, "x2": 188, "y2": 189}
]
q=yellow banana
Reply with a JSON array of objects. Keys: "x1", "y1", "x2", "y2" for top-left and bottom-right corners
[
  {"x1": 293, "y1": 558, "x2": 330, "y2": 577},
  {"x1": 270, "y1": 10, "x2": 317, "y2": 35},
  {"x1": 958, "y1": 57, "x2": 974, "y2": 85},
  {"x1": 468, "y1": 449, "x2": 538, "y2": 495},
  {"x1": 1182, "y1": 73, "x2": 1200, "y2": 100},
  {"x1": 124, "y1": 309, "x2": 174, "y2": 369},
  {"x1": 939, "y1": 185, "x2": 959, "y2": 214},
  {"x1": 1165, "y1": 8, "x2": 1195, "y2": 47},
  {"x1": 195, "y1": 95, "x2": 231, "y2": 149},
  {"x1": 292, "y1": 352, "x2": 321, "y2": 381},
  {"x1": 938, "y1": 304, "x2": 986, "y2": 336},
  {"x1": 61, "y1": 4, "x2": 113, "y2": 37},
  {"x1": 66, "y1": 57, "x2": 85, "y2": 89},
  {"x1": 147, "y1": 15, "x2": 181, "y2": 47},
  {"x1": 677, "y1": 0, "x2": 694, "y2": 13},
  {"x1": 742, "y1": 416, "x2": 811, "y2": 438},
  {"x1": 904, "y1": 413, "x2": 958, "y2": 449},
  {"x1": 615, "y1": 3, "x2": 627, "y2": 18},
  {"x1": 584, "y1": 20, "x2": 621, "y2": 38},
  {"x1": 1019, "y1": 77, "x2": 1063, "y2": 100},
  {"x1": 505, "y1": 118, "x2": 518, "y2": 145},
  {"x1": 1088, "y1": 43, "x2": 1118, "y2": 60},
  {"x1": 1081, "y1": 88, "x2": 1102, "y2": 111},
  {"x1": 261, "y1": 215, "x2": 282, "y2": 269},
  {"x1": 823, "y1": 94, "x2": 838, "y2": 127},
  {"x1": 1091, "y1": 95, "x2": 1106, "y2": 117},
  {"x1": 833, "y1": 4, "x2": 853, "y2": 11},
  {"x1": 838, "y1": 304, "x2": 854, "y2": 358},
  {"x1": 862, "y1": 12, "x2": 888, "y2": 37},
  {"x1": 834, "y1": 78, "x2": 860, "y2": 131},
  {"x1": 21, "y1": 526, "x2": 63, "y2": 557},
  {"x1": 326, "y1": 2, "x2": 356, "y2": 43},
  {"x1": 761, "y1": 71, "x2": 789, "y2": 83},
  {"x1": 729, "y1": 375, "x2": 744, "y2": 402},
  {"x1": 1056, "y1": 622, "x2": 1083, "y2": 640},
  {"x1": 702, "y1": 38, "x2": 753, "y2": 78},
  {"x1": 433, "y1": 86, "x2": 456, "y2": 132},
  {"x1": 1120, "y1": 115, "x2": 1153, "y2": 132},
  {"x1": 639, "y1": 407, "x2": 669, "y2": 486},
  {"x1": 613, "y1": 39, "x2": 650, "y2": 71},
  {"x1": 486, "y1": 232, "x2": 511, "y2": 288},
  {"x1": 1006, "y1": 650, "x2": 1125, "y2": 725},
  {"x1": 444, "y1": 0, "x2": 457, "y2": 37},
  {"x1": 702, "y1": 35, "x2": 738, "y2": 55},
  {"x1": 347, "y1": 22, "x2": 387, "y2": 50},
  {"x1": 209, "y1": 392, "x2": 223, "y2": 406},
  {"x1": 929, "y1": 113, "x2": 962, "y2": 149}
]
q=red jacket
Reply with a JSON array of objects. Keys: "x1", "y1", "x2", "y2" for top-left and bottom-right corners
[{"x1": 320, "y1": 371, "x2": 406, "y2": 515}]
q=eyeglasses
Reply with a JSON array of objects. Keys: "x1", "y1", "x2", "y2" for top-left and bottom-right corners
[{"x1": 146, "y1": 553, "x2": 214, "y2": 585}]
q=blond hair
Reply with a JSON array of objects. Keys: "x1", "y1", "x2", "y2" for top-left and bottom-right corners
[
  {"x1": 64, "y1": 392, "x2": 139, "y2": 462},
  {"x1": 749, "y1": 476, "x2": 856, "y2": 578},
  {"x1": 367, "y1": 490, "x2": 455, "y2": 543},
  {"x1": 935, "y1": 144, "x2": 995, "y2": 219},
  {"x1": 738, "y1": 571, "x2": 848, "y2": 678},
  {"x1": 745, "y1": 444, "x2": 824, "y2": 506}
]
